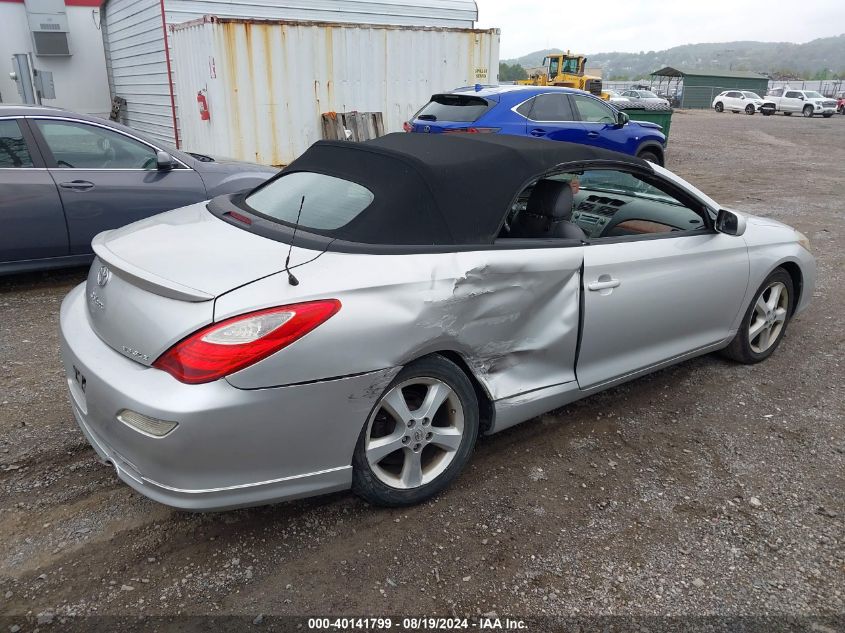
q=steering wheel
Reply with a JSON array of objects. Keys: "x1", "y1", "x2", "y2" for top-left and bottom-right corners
[{"x1": 57, "y1": 159, "x2": 74, "y2": 168}]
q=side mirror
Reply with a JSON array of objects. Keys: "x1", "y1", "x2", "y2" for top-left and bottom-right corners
[
  {"x1": 615, "y1": 111, "x2": 629, "y2": 127},
  {"x1": 715, "y1": 208, "x2": 746, "y2": 237},
  {"x1": 156, "y1": 150, "x2": 174, "y2": 170}
]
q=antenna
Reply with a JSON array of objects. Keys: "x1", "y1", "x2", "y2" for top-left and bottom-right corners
[{"x1": 284, "y1": 195, "x2": 305, "y2": 286}]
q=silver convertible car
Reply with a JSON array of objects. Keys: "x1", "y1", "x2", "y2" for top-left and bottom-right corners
[{"x1": 59, "y1": 133, "x2": 815, "y2": 510}]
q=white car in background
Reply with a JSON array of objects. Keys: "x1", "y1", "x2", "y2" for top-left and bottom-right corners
[
  {"x1": 763, "y1": 88, "x2": 837, "y2": 118},
  {"x1": 619, "y1": 89, "x2": 670, "y2": 107},
  {"x1": 605, "y1": 89, "x2": 631, "y2": 105},
  {"x1": 712, "y1": 91, "x2": 767, "y2": 115}
]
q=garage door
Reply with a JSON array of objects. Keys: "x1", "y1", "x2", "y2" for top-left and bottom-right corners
[{"x1": 102, "y1": 0, "x2": 177, "y2": 146}]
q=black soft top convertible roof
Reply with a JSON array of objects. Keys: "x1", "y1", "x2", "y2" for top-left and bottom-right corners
[{"x1": 242, "y1": 133, "x2": 651, "y2": 247}]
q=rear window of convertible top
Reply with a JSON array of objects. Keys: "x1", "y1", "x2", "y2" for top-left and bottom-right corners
[{"x1": 244, "y1": 171, "x2": 375, "y2": 230}]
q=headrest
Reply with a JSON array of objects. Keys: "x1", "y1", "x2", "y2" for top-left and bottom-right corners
[{"x1": 526, "y1": 179, "x2": 574, "y2": 221}]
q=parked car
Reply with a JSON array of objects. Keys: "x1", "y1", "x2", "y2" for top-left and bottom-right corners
[
  {"x1": 619, "y1": 89, "x2": 671, "y2": 107},
  {"x1": 405, "y1": 85, "x2": 667, "y2": 164},
  {"x1": 60, "y1": 132, "x2": 815, "y2": 510},
  {"x1": 0, "y1": 105, "x2": 278, "y2": 275},
  {"x1": 605, "y1": 89, "x2": 631, "y2": 105},
  {"x1": 763, "y1": 88, "x2": 837, "y2": 117},
  {"x1": 836, "y1": 91, "x2": 845, "y2": 115},
  {"x1": 711, "y1": 90, "x2": 767, "y2": 115}
]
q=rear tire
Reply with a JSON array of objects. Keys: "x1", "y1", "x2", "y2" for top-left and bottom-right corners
[
  {"x1": 745, "y1": 104, "x2": 755, "y2": 115},
  {"x1": 784, "y1": 112, "x2": 792, "y2": 116},
  {"x1": 351, "y1": 355, "x2": 479, "y2": 507},
  {"x1": 803, "y1": 105, "x2": 814, "y2": 118},
  {"x1": 822, "y1": 113, "x2": 833, "y2": 118},
  {"x1": 722, "y1": 268, "x2": 794, "y2": 364},
  {"x1": 714, "y1": 102, "x2": 724, "y2": 112}
]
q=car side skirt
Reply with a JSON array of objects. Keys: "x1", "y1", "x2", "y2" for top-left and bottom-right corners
[{"x1": 487, "y1": 339, "x2": 728, "y2": 434}]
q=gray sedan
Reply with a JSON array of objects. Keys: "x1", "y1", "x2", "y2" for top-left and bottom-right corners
[
  {"x1": 0, "y1": 105, "x2": 278, "y2": 274},
  {"x1": 59, "y1": 133, "x2": 815, "y2": 511}
]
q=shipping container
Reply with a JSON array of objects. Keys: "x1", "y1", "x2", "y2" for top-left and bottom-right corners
[
  {"x1": 169, "y1": 16, "x2": 499, "y2": 165},
  {"x1": 101, "y1": 0, "x2": 479, "y2": 147}
]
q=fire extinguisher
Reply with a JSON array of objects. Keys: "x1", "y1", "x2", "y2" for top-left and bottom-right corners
[{"x1": 197, "y1": 90, "x2": 210, "y2": 121}]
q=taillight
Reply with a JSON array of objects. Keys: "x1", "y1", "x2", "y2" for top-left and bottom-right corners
[
  {"x1": 402, "y1": 121, "x2": 413, "y2": 132},
  {"x1": 152, "y1": 300, "x2": 341, "y2": 384},
  {"x1": 443, "y1": 127, "x2": 500, "y2": 134}
]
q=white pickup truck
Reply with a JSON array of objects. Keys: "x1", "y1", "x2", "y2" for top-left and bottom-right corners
[{"x1": 763, "y1": 88, "x2": 838, "y2": 118}]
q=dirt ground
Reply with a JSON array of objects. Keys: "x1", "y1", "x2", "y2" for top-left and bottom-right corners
[{"x1": 1, "y1": 110, "x2": 843, "y2": 632}]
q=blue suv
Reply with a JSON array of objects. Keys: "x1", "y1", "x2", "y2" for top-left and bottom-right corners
[{"x1": 405, "y1": 85, "x2": 667, "y2": 165}]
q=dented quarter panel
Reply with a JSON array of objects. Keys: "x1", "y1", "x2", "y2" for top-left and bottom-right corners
[{"x1": 218, "y1": 246, "x2": 585, "y2": 402}]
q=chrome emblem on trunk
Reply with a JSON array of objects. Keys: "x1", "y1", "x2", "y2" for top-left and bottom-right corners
[{"x1": 97, "y1": 265, "x2": 110, "y2": 287}]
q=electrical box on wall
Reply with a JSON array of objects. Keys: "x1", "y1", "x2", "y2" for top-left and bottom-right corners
[{"x1": 24, "y1": 0, "x2": 71, "y2": 56}]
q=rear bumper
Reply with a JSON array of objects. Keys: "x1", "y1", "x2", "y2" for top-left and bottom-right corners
[{"x1": 59, "y1": 284, "x2": 399, "y2": 510}]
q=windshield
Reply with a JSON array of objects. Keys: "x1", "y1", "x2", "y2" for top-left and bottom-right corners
[
  {"x1": 414, "y1": 95, "x2": 491, "y2": 122},
  {"x1": 742, "y1": 92, "x2": 761, "y2": 99},
  {"x1": 804, "y1": 91, "x2": 823, "y2": 99},
  {"x1": 245, "y1": 172, "x2": 374, "y2": 230}
]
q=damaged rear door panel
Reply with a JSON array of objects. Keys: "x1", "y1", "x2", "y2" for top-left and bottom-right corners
[{"x1": 215, "y1": 246, "x2": 585, "y2": 407}]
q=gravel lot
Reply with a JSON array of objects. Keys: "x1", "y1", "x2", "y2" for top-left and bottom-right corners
[{"x1": 1, "y1": 109, "x2": 843, "y2": 632}]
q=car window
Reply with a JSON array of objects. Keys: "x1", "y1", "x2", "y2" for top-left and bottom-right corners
[
  {"x1": 35, "y1": 120, "x2": 160, "y2": 169},
  {"x1": 515, "y1": 98, "x2": 534, "y2": 117},
  {"x1": 0, "y1": 120, "x2": 34, "y2": 168},
  {"x1": 414, "y1": 94, "x2": 491, "y2": 123},
  {"x1": 742, "y1": 92, "x2": 761, "y2": 99},
  {"x1": 499, "y1": 168, "x2": 706, "y2": 241},
  {"x1": 785, "y1": 91, "x2": 802, "y2": 98},
  {"x1": 245, "y1": 171, "x2": 374, "y2": 230},
  {"x1": 528, "y1": 94, "x2": 574, "y2": 121},
  {"x1": 640, "y1": 91, "x2": 658, "y2": 98},
  {"x1": 804, "y1": 91, "x2": 823, "y2": 99},
  {"x1": 726, "y1": 92, "x2": 740, "y2": 98},
  {"x1": 571, "y1": 95, "x2": 616, "y2": 123}
]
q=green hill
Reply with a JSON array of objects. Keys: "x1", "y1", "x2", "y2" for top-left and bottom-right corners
[{"x1": 503, "y1": 35, "x2": 845, "y2": 80}]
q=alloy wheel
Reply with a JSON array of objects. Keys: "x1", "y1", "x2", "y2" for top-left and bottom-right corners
[
  {"x1": 749, "y1": 281, "x2": 789, "y2": 354},
  {"x1": 364, "y1": 378, "x2": 464, "y2": 489}
]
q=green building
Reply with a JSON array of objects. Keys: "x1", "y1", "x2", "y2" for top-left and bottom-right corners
[{"x1": 651, "y1": 67, "x2": 770, "y2": 109}]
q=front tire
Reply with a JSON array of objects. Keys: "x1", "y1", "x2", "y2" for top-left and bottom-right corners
[
  {"x1": 823, "y1": 113, "x2": 833, "y2": 118},
  {"x1": 714, "y1": 102, "x2": 724, "y2": 112},
  {"x1": 722, "y1": 268, "x2": 794, "y2": 364},
  {"x1": 637, "y1": 149, "x2": 661, "y2": 165},
  {"x1": 352, "y1": 355, "x2": 479, "y2": 506},
  {"x1": 745, "y1": 104, "x2": 755, "y2": 115},
  {"x1": 803, "y1": 105, "x2": 814, "y2": 118}
]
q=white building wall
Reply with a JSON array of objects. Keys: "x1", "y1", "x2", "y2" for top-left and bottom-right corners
[
  {"x1": 171, "y1": 18, "x2": 499, "y2": 165},
  {"x1": 102, "y1": 0, "x2": 175, "y2": 146},
  {"x1": 101, "y1": 0, "x2": 478, "y2": 147},
  {"x1": 0, "y1": 1, "x2": 111, "y2": 114}
]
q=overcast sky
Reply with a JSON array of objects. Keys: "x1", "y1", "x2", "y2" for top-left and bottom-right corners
[{"x1": 475, "y1": 0, "x2": 845, "y2": 59}]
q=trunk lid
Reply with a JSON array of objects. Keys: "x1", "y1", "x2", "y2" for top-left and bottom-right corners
[{"x1": 87, "y1": 201, "x2": 320, "y2": 365}]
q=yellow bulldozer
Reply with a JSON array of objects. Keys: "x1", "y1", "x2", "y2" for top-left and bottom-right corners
[{"x1": 518, "y1": 51, "x2": 608, "y2": 99}]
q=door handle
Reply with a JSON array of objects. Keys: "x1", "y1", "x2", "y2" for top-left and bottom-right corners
[
  {"x1": 587, "y1": 131, "x2": 600, "y2": 138},
  {"x1": 588, "y1": 278, "x2": 621, "y2": 291},
  {"x1": 529, "y1": 128, "x2": 546, "y2": 137},
  {"x1": 59, "y1": 180, "x2": 95, "y2": 192}
]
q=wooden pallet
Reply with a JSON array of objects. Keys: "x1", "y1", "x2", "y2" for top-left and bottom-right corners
[{"x1": 321, "y1": 111, "x2": 385, "y2": 142}]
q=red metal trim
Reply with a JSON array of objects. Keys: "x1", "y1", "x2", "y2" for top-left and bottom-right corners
[{"x1": 158, "y1": 0, "x2": 180, "y2": 148}]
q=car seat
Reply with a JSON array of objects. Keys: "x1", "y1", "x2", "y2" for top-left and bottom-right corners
[{"x1": 507, "y1": 179, "x2": 586, "y2": 240}]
